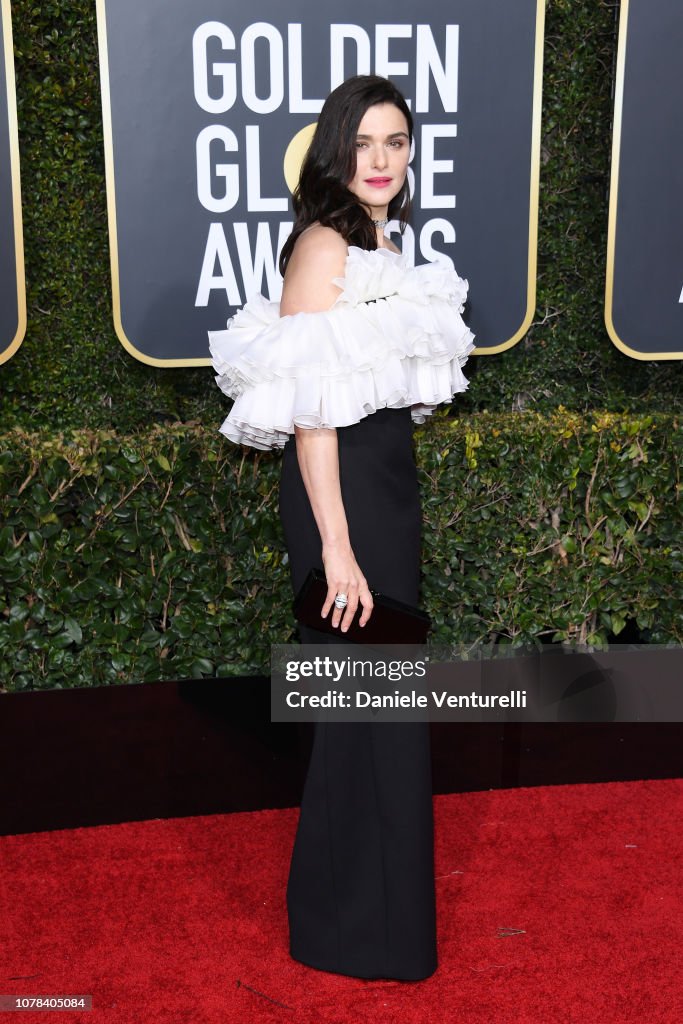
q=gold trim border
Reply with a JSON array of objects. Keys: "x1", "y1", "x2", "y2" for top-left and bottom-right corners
[
  {"x1": 96, "y1": 0, "x2": 186, "y2": 366},
  {"x1": 604, "y1": 0, "x2": 681, "y2": 361},
  {"x1": 97, "y1": 0, "x2": 546, "y2": 366},
  {"x1": 476, "y1": 0, "x2": 546, "y2": 356},
  {"x1": 0, "y1": 0, "x2": 27, "y2": 366}
]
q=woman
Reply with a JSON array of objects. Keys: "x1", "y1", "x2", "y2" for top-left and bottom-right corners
[{"x1": 209, "y1": 74, "x2": 475, "y2": 981}]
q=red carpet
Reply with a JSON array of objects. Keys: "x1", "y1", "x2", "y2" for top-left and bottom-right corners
[{"x1": 2, "y1": 779, "x2": 682, "y2": 1023}]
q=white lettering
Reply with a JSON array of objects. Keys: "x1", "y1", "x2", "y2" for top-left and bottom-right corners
[
  {"x1": 196, "y1": 222, "x2": 242, "y2": 306},
  {"x1": 420, "y1": 219, "x2": 455, "y2": 266},
  {"x1": 245, "y1": 126, "x2": 288, "y2": 211},
  {"x1": 192, "y1": 22, "x2": 236, "y2": 114},
  {"x1": 415, "y1": 25, "x2": 459, "y2": 113},
  {"x1": 192, "y1": 20, "x2": 465, "y2": 310},
  {"x1": 196, "y1": 125, "x2": 239, "y2": 213},
  {"x1": 421, "y1": 124, "x2": 457, "y2": 209},
  {"x1": 330, "y1": 24, "x2": 371, "y2": 88},
  {"x1": 234, "y1": 220, "x2": 292, "y2": 300},
  {"x1": 241, "y1": 23, "x2": 284, "y2": 114},
  {"x1": 194, "y1": 21, "x2": 460, "y2": 116},
  {"x1": 288, "y1": 25, "x2": 324, "y2": 113},
  {"x1": 375, "y1": 25, "x2": 413, "y2": 100}
]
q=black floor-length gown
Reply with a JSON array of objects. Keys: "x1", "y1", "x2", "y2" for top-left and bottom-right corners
[
  {"x1": 209, "y1": 240, "x2": 474, "y2": 981},
  {"x1": 278, "y1": 405, "x2": 438, "y2": 981}
]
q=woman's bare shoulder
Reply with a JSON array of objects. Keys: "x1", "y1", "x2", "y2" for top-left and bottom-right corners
[
  {"x1": 293, "y1": 223, "x2": 348, "y2": 262},
  {"x1": 281, "y1": 225, "x2": 348, "y2": 314}
]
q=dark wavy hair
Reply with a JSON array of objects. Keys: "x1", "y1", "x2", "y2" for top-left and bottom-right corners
[{"x1": 279, "y1": 75, "x2": 413, "y2": 277}]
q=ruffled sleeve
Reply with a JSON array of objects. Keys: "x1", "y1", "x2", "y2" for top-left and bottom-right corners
[{"x1": 208, "y1": 245, "x2": 476, "y2": 450}]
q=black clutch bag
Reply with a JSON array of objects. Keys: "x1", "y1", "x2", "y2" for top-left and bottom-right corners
[{"x1": 293, "y1": 567, "x2": 431, "y2": 645}]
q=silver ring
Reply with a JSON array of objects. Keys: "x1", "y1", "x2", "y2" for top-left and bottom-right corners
[{"x1": 334, "y1": 593, "x2": 348, "y2": 609}]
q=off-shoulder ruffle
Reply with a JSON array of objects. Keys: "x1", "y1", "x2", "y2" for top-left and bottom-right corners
[{"x1": 208, "y1": 245, "x2": 475, "y2": 450}]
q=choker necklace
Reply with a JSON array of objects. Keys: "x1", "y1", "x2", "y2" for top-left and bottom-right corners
[{"x1": 373, "y1": 217, "x2": 389, "y2": 228}]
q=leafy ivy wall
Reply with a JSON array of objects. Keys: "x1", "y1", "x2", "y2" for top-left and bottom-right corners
[{"x1": 1, "y1": 413, "x2": 680, "y2": 692}]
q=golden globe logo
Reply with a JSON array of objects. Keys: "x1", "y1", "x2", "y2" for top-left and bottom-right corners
[
  {"x1": 192, "y1": 20, "x2": 462, "y2": 307},
  {"x1": 283, "y1": 123, "x2": 317, "y2": 195}
]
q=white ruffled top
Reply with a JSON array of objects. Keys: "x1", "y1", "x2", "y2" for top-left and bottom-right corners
[{"x1": 208, "y1": 245, "x2": 475, "y2": 450}]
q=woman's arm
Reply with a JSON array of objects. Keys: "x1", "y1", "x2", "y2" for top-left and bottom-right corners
[{"x1": 280, "y1": 226, "x2": 374, "y2": 632}]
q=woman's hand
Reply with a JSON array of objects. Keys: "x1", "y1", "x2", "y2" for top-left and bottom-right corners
[{"x1": 321, "y1": 541, "x2": 374, "y2": 633}]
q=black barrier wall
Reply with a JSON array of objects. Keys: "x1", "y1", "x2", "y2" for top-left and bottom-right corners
[{"x1": 96, "y1": 0, "x2": 545, "y2": 364}]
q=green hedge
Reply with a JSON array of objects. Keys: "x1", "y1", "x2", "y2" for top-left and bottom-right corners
[
  {"x1": 1, "y1": 412, "x2": 680, "y2": 692},
  {"x1": 1, "y1": 0, "x2": 681, "y2": 433}
]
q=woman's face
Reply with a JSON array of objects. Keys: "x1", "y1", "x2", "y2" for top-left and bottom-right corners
[{"x1": 347, "y1": 102, "x2": 411, "y2": 218}]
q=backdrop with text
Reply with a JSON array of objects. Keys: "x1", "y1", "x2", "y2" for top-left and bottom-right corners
[{"x1": 95, "y1": 0, "x2": 545, "y2": 365}]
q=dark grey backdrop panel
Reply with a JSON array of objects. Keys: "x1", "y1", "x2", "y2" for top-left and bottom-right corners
[
  {"x1": 99, "y1": 0, "x2": 543, "y2": 364},
  {"x1": 0, "y1": 3, "x2": 21, "y2": 363},
  {"x1": 606, "y1": 0, "x2": 683, "y2": 359}
]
